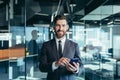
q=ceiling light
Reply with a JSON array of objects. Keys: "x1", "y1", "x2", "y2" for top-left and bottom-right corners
[
  {"x1": 64, "y1": 13, "x2": 69, "y2": 16},
  {"x1": 70, "y1": 4, "x2": 76, "y2": 7},
  {"x1": 104, "y1": 18, "x2": 109, "y2": 21},
  {"x1": 107, "y1": 21, "x2": 113, "y2": 25},
  {"x1": 115, "y1": 19, "x2": 120, "y2": 21},
  {"x1": 69, "y1": 0, "x2": 76, "y2": 7},
  {"x1": 0, "y1": 1, "x2": 3, "y2": 4},
  {"x1": 35, "y1": 13, "x2": 49, "y2": 16}
]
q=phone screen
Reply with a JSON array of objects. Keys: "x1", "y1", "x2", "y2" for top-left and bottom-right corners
[{"x1": 69, "y1": 58, "x2": 79, "y2": 65}]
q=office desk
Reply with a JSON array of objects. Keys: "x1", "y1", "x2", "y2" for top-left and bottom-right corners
[
  {"x1": 0, "y1": 45, "x2": 40, "y2": 79},
  {"x1": 113, "y1": 58, "x2": 120, "y2": 78},
  {"x1": 0, "y1": 47, "x2": 25, "y2": 60},
  {"x1": 0, "y1": 46, "x2": 25, "y2": 74},
  {"x1": 85, "y1": 60, "x2": 114, "y2": 80}
]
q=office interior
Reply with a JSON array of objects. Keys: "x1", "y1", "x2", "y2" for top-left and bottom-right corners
[{"x1": 0, "y1": 0, "x2": 120, "y2": 80}]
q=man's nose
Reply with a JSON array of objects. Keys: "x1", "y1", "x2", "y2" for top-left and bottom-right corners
[{"x1": 59, "y1": 25, "x2": 62, "y2": 30}]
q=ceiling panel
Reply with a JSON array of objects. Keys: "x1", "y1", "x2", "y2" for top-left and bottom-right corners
[
  {"x1": 0, "y1": 0, "x2": 120, "y2": 28},
  {"x1": 81, "y1": 5, "x2": 120, "y2": 20}
]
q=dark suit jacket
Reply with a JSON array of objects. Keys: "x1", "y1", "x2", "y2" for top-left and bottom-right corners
[{"x1": 39, "y1": 38, "x2": 83, "y2": 80}]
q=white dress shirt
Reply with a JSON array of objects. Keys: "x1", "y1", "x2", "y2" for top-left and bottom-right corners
[
  {"x1": 52, "y1": 36, "x2": 66, "y2": 71},
  {"x1": 55, "y1": 36, "x2": 66, "y2": 53}
]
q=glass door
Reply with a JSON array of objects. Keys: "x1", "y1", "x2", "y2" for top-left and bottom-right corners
[{"x1": 25, "y1": 25, "x2": 49, "y2": 80}]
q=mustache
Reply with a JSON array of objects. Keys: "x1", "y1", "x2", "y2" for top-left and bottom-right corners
[{"x1": 57, "y1": 29, "x2": 63, "y2": 32}]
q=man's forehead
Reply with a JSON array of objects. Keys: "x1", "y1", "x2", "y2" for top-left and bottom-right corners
[{"x1": 56, "y1": 20, "x2": 67, "y2": 24}]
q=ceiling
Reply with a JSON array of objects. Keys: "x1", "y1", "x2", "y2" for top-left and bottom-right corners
[{"x1": 0, "y1": 0, "x2": 120, "y2": 29}]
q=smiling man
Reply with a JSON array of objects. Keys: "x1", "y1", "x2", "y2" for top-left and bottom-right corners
[{"x1": 39, "y1": 15, "x2": 83, "y2": 80}]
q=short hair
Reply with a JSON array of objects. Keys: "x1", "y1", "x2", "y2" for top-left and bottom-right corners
[
  {"x1": 53, "y1": 15, "x2": 68, "y2": 25},
  {"x1": 31, "y1": 30, "x2": 38, "y2": 36}
]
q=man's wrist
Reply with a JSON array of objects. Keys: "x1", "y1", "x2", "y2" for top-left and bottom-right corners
[
  {"x1": 55, "y1": 61, "x2": 59, "y2": 67},
  {"x1": 52, "y1": 61, "x2": 59, "y2": 71}
]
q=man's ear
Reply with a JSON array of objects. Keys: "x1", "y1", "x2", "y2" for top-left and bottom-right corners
[{"x1": 66, "y1": 25, "x2": 69, "y2": 31}]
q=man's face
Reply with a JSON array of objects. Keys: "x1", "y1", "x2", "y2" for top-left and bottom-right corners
[{"x1": 54, "y1": 19, "x2": 69, "y2": 38}]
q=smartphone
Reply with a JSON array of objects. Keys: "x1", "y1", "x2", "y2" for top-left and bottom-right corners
[{"x1": 69, "y1": 58, "x2": 79, "y2": 65}]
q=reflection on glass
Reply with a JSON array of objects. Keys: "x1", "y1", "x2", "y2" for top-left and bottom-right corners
[{"x1": 25, "y1": 26, "x2": 48, "y2": 79}]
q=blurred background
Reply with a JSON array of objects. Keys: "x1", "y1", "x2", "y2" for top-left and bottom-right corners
[{"x1": 0, "y1": 0, "x2": 120, "y2": 80}]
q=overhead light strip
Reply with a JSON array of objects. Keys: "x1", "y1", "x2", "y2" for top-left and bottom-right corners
[
  {"x1": 55, "y1": 0, "x2": 62, "y2": 16},
  {"x1": 0, "y1": 1, "x2": 3, "y2": 4}
]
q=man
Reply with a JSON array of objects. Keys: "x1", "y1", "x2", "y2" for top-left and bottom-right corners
[
  {"x1": 39, "y1": 15, "x2": 83, "y2": 80},
  {"x1": 27, "y1": 30, "x2": 39, "y2": 76}
]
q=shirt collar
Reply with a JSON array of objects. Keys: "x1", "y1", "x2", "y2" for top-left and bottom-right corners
[{"x1": 55, "y1": 36, "x2": 66, "y2": 43}]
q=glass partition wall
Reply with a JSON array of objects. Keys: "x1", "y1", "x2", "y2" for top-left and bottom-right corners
[
  {"x1": 0, "y1": 0, "x2": 120, "y2": 80},
  {"x1": 81, "y1": 0, "x2": 118, "y2": 80},
  {"x1": 9, "y1": 0, "x2": 26, "y2": 79},
  {"x1": 0, "y1": 0, "x2": 26, "y2": 80}
]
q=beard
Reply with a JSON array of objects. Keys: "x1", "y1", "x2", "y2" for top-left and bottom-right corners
[{"x1": 55, "y1": 30, "x2": 66, "y2": 38}]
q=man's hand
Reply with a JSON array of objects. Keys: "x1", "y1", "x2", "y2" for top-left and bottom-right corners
[
  {"x1": 55, "y1": 57, "x2": 80, "y2": 73},
  {"x1": 66, "y1": 62, "x2": 79, "y2": 73},
  {"x1": 55, "y1": 57, "x2": 70, "y2": 67}
]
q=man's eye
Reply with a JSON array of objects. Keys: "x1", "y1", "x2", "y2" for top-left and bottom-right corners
[
  {"x1": 62, "y1": 24, "x2": 66, "y2": 27},
  {"x1": 55, "y1": 24, "x2": 67, "y2": 27}
]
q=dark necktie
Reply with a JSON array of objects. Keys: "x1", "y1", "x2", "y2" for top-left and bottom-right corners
[{"x1": 58, "y1": 40, "x2": 62, "y2": 58}]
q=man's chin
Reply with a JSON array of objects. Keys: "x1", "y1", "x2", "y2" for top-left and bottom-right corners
[{"x1": 57, "y1": 34, "x2": 64, "y2": 38}]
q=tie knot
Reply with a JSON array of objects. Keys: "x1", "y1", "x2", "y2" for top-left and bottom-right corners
[{"x1": 58, "y1": 40, "x2": 61, "y2": 43}]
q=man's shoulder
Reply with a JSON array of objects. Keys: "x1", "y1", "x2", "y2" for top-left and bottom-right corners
[
  {"x1": 43, "y1": 39, "x2": 55, "y2": 44},
  {"x1": 67, "y1": 39, "x2": 78, "y2": 45},
  {"x1": 67, "y1": 39, "x2": 76, "y2": 43}
]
